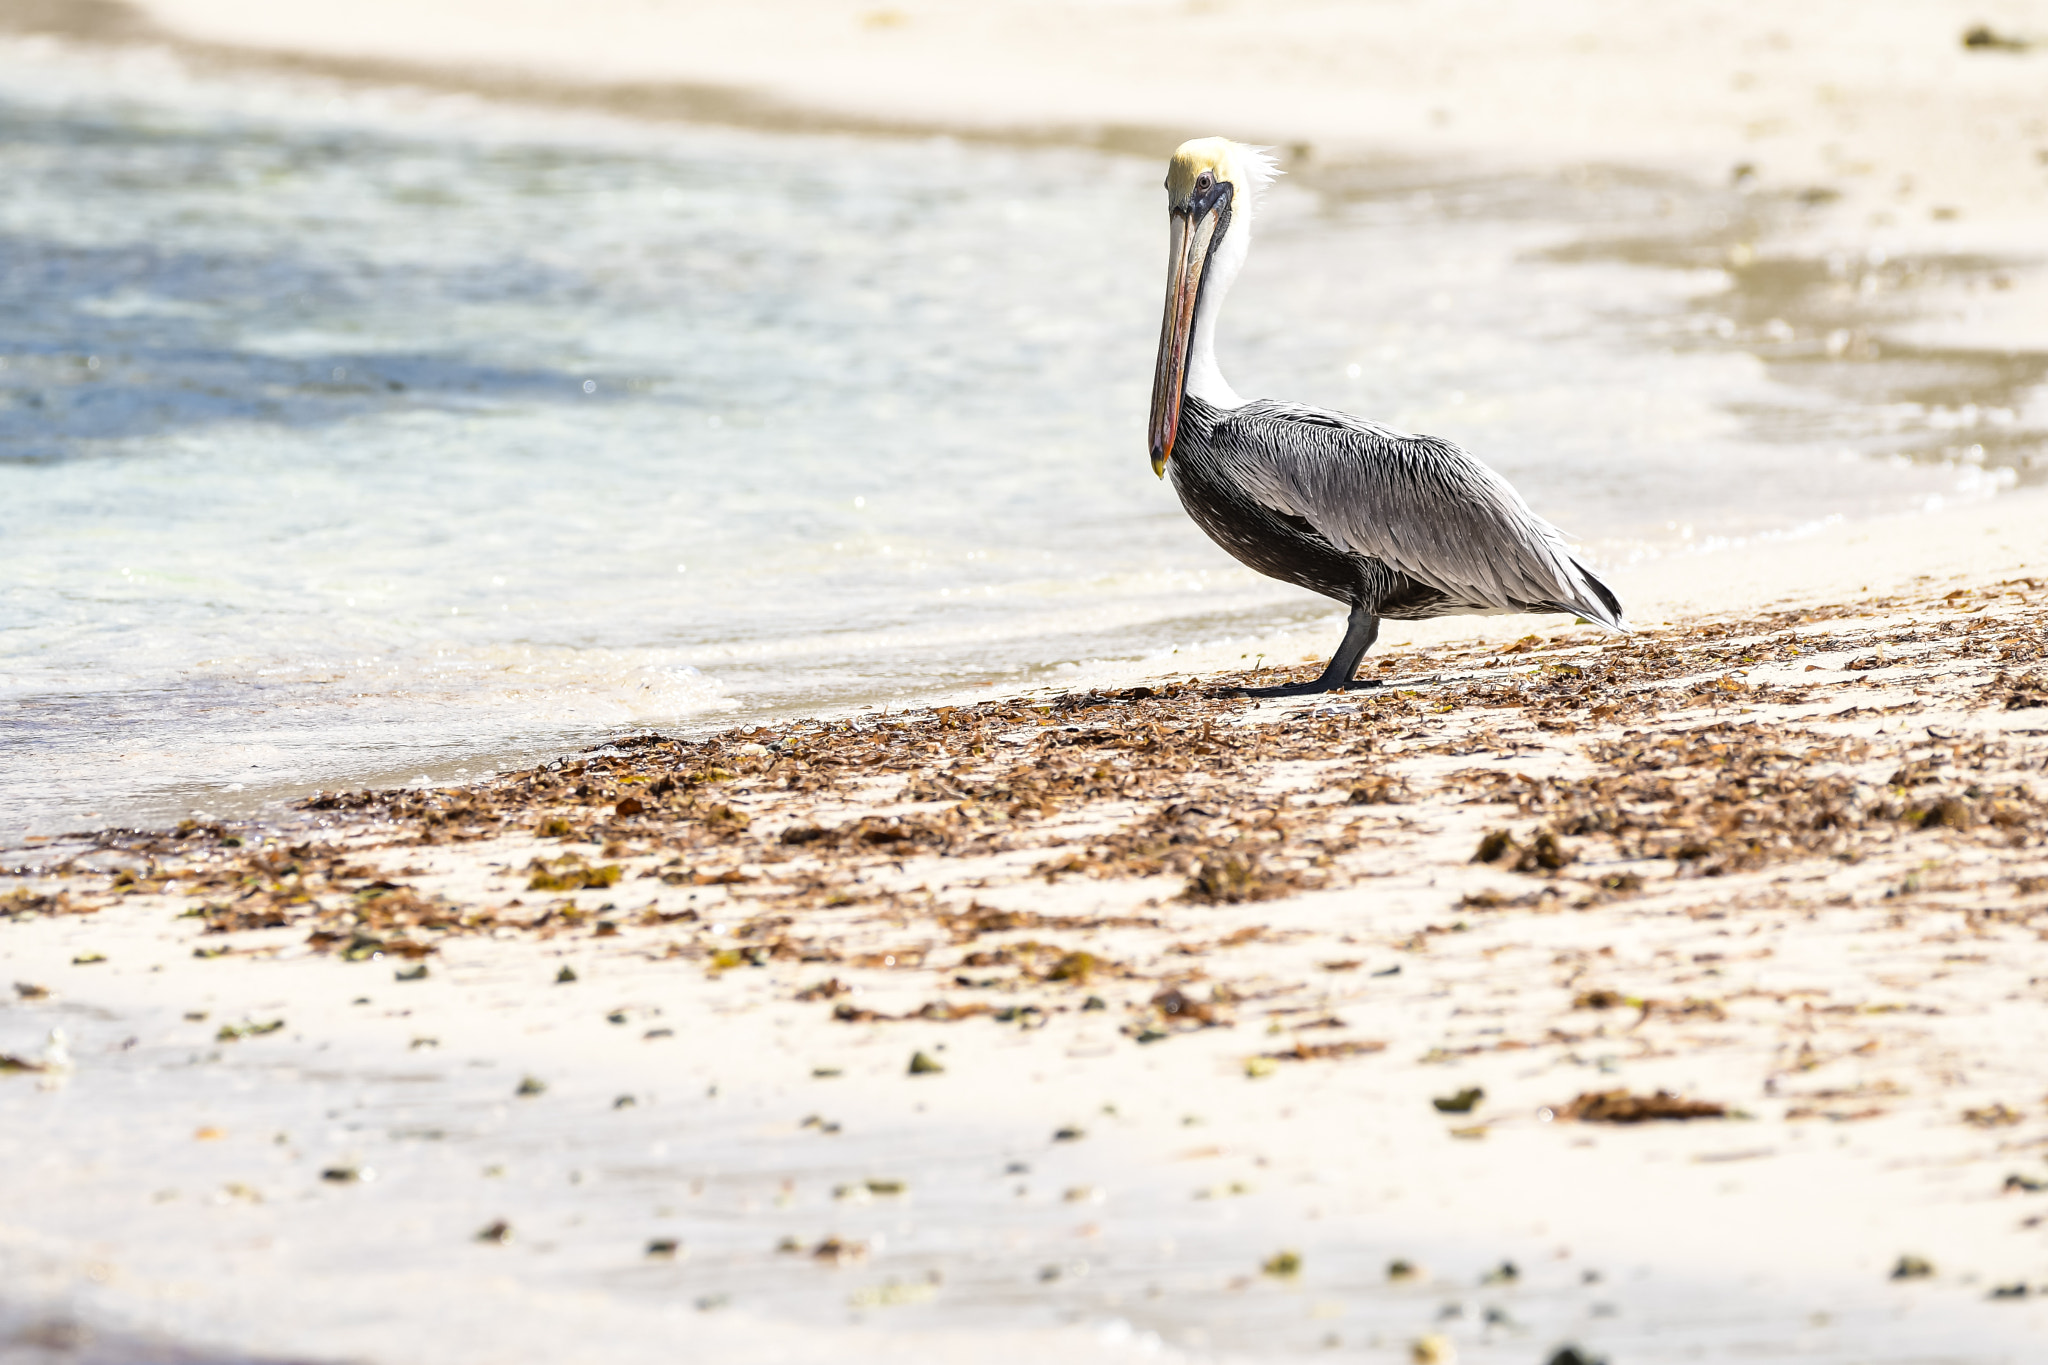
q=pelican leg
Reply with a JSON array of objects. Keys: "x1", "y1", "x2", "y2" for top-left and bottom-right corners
[{"x1": 1233, "y1": 604, "x2": 1382, "y2": 698}]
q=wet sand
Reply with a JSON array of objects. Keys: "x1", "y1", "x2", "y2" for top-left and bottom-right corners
[{"x1": 6, "y1": 548, "x2": 2048, "y2": 1362}]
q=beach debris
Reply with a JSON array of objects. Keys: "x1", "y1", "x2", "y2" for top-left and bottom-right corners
[
  {"x1": 1409, "y1": 1334, "x2": 1455, "y2": 1364},
  {"x1": 2, "y1": 887, "x2": 87, "y2": 920},
  {"x1": 1348, "y1": 775, "x2": 1405, "y2": 804},
  {"x1": 1916, "y1": 797, "x2": 1974, "y2": 831},
  {"x1": 1558, "y1": 1089, "x2": 1726, "y2": 1123},
  {"x1": 14, "y1": 982, "x2": 49, "y2": 1000},
  {"x1": 1151, "y1": 986, "x2": 1224, "y2": 1027},
  {"x1": 1472, "y1": 828, "x2": 1573, "y2": 873},
  {"x1": 1433, "y1": 1087, "x2": 1485, "y2": 1114},
  {"x1": 515, "y1": 1075, "x2": 547, "y2": 1097},
  {"x1": 1481, "y1": 1260, "x2": 1519, "y2": 1284},
  {"x1": 555, "y1": 965, "x2": 577, "y2": 983},
  {"x1": 2002, "y1": 1173, "x2": 2046, "y2": 1194},
  {"x1": 796, "y1": 978, "x2": 848, "y2": 1001},
  {"x1": 1963, "y1": 24, "x2": 2032, "y2": 51},
  {"x1": 1182, "y1": 853, "x2": 1306, "y2": 904},
  {"x1": 316, "y1": 929, "x2": 433, "y2": 962},
  {"x1": 1261, "y1": 1250, "x2": 1302, "y2": 1279},
  {"x1": 1641, "y1": 996, "x2": 1727, "y2": 1023},
  {"x1": 0, "y1": 1030, "x2": 67, "y2": 1076},
  {"x1": 1387, "y1": 1259, "x2": 1419, "y2": 1281},
  {"x1": 215, "y1": 1019, "x2": 284, "y2": 1043},
  {"x1": 194, "y1": 1127, "x2": 224, "y2": 1140},
  {"x1": 613, "y1": 1094, "x2": 636, "y2": 1109},
  {"x1": 1064, "y1": 1185, "x2": 1105, "y2": 1204},
  {"x1": 645, "y1": 1238, "x2": 681, "y2": 1259},
  {"x1": 1573, "y1": 989, "x2": 1626, "y2": 1010},
  {"x1": 812, "y1": 1066, "x2": 843, "y2": 1078},
  {"x1": 394, "y1": 963, "x2": 428, "y2": 981},
  {"x1": 1053, "y1": 1125, "x2": 1085, "y2": 1142},
  {"x1": 71, "y1": 952, "x2": 106, "y2": 966},
  {"x1": 907, "y1": 1050, "x2": 944, "y2": 1075},
  {"x1": 1990, "y1": 670, "x2": 2048, "y2": 709},
  {"x1": 1964, "y1": 1102, "x2": 2023, "y2": 1128},
  {"x1": 526, "y1": 856, "x2": 622, "y2": 891},
  {"x1": 1244, "y1": 1056, "x2": 1278, "y2": 1078},
  {"x1": 1045, "y1": 951, "x2": 1100, "y2": 983},
  {"x1": 475, "y1": 1220, "x2": 513, "y2": 1244},
  {"x1": 1259, "y1": 1040, "x2": 1387, "y2": 1063},
  {"x1": 811, "y1": 1236, "x2": 868, "y2": 1266},
  {"x1": 321, "y1": 1166, "x2": 367, "y2": 1183},
  {"x1": 1545, "y1": 1348, "x2": 1607, "y2": 1365},
  {"x1": 1891, "y1": 1254, "x2": 1934, "y2": 1280}
]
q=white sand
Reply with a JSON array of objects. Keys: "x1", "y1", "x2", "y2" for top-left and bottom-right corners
[
  {"x1": 9, "y1": 569, "x2": 2048, "y2": 1362},
  {"x1": 112, "y1": 0, "x2": 2048, "y2": 256}
]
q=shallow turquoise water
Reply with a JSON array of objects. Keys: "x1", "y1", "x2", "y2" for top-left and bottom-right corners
[{"x1": 0, "y1": 49, "x2": 2033, "y2": 839}]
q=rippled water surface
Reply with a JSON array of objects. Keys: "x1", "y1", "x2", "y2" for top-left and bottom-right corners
[{"x1": 2, "y1": 48, "x2": 2041, "y2": 839}]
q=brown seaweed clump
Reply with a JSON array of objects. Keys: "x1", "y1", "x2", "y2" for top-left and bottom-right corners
[{"x1": 1560, "y1": 1089, "x2": 1727, "y2": 1123}]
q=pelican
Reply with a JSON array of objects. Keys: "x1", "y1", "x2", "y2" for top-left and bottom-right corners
[{"x1": 1148, "y1": 138, "x2": 1627, "y2": 697}]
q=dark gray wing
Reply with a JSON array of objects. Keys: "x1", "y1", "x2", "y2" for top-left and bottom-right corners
[{"x1": 1212, "y1": 400, "x2": 1626, "y2": 629}]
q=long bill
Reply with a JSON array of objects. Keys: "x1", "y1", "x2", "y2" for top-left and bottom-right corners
[{"x1": 1147, "y1": 206, "x2": 1218, "y2": 479}]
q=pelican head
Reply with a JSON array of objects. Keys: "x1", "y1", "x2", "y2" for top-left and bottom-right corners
[{"x1": 1148, "y1": 137, "x2": 1278, "y2": 477}]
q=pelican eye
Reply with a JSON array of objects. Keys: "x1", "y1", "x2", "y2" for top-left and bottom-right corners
[{"x1": 1195, "y1": 171, "x2": 1215, "y2": 192}]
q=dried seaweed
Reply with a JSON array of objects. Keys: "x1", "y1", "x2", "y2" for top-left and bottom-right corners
[{"x1": 1561, "y1": 1089, "x2": 1727, "y2": 1122}]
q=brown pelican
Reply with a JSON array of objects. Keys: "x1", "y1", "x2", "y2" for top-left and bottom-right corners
[{"x1": 1148, "y1": 138, "x2": 1627, "y2": 697}]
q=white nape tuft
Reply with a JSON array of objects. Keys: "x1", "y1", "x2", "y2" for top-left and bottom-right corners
[{"x1": 1234, "y1": 144, "x2": 1282, "y2": 208}]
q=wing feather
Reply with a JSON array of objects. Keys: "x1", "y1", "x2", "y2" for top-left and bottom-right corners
[{"x1": 1212, "y1": 401, "x2": 1626, "y2": 629}]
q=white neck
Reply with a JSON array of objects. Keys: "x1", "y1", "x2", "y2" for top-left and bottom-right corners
[{"x1": 1185, "y1": 209, "x2": 1250, "y2": 409}]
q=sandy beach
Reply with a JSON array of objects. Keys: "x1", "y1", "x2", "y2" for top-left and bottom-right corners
[
  {"x1": 4, "y1": 1, "x2": 2048, "y2": 1360},
  {"x1": 8, "y1": 545, "x2": 2048, "y2": 1361},
  {"x1": 18, "y1": 0, "x2": 2044, "y2": 242}
]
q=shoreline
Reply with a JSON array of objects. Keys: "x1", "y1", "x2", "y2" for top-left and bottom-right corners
[
  {"x1": 8, "y1": 488, "x2": 2042, "y2": 852},
  {"x1": 6, "y1": 1, "x2": 2048, "y2": 259},
  {"x1": 1, "y1": 0, "x2": 2045, "y2": 846},
  {"x1": 6, "y1": 567, "x2": 2048, "y2": 1360}
]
